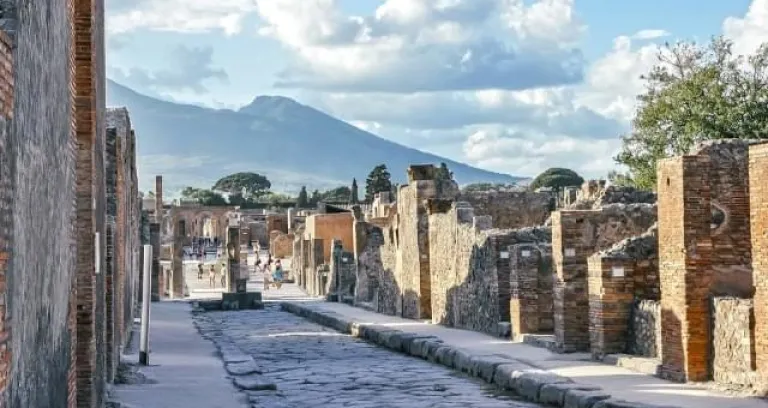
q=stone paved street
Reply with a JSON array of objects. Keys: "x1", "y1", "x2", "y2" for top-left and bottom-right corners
[{"x1": 194, "y1": 304, "x2": 542, "y2": 408}]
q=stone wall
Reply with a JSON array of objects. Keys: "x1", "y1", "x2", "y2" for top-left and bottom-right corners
[
  {"x1": 428, "y1": 201, "x2": 551, "y2": 336},
  {"x1": 552, "y1": 203, "x2": 657, "y2": 352},
  {"x1": 712, "y1": 298, "x2": 758, "y2": 387},
  {"x1": 749, "y1": 142, "x2": 768, "y2": 378},
  {"x1": 0, "y1": 2, "x2": 140, "y2": 404},
  {"x1": 459, "y1": 190, "x2": 554, "y2": 229},
  {"x1": 568, "y1": 184, "x2": 657, "y2": 210},
  {"x1": 270, "y1": 232, "x2": 294, "y2": 259},
  {"x1": 628, "y1": 300, "x2": 661, "y2": 358},
  {"x1": 250, "y1": 221, "x2": 267, "y2": 246},
  {"x1": 266, "y1": 214, "x2": 288, "y2": 235},
  {"x1": 304, "y1": 212, "x2": 354, "y2": 261},
  {"x1": 355, "y1": 219, "x2": 398, "y2": 314}
]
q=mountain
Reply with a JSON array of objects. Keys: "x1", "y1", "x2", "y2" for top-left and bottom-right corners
[{"x1": 105, "y1": 80, "x2": 523, "y2": 195}]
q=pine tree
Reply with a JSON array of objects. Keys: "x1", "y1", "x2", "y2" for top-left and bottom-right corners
[
  {"x1": 297, "y1": 186, "x2": 309, "y2": 208},
  {"x1": 350, "y1": 178, "x2": 359, "y2": 204},
  {"x1": 365, "y1": 164, "x2": 392, "y2": 202}
]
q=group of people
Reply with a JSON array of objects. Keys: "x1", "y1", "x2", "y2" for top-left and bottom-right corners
[
  {"x1": 197, "y1": 262, "x2": 226, "y2": 288},
  {"x1": 253, "y1": 254, "x2": 284, "y2": 290},
  {"x1": 195, "y1": 250, "x2": 284, "y2": 290}
]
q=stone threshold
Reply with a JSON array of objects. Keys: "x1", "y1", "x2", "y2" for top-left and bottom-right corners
[
  {"x1": 520, "y1": 334, "x2": 662, "y2": 376},
  {"x1": 280, "y1": 301, "x2": 678, "y2": 408}
]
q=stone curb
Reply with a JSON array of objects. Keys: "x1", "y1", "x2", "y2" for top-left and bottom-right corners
[{"x1": 280, "y1": 302, "x2": 681, "y2": 408}]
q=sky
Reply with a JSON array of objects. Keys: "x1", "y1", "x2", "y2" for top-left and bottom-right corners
[{"x1": 106, "y1": 0, "x2": 766, "y2": 180}]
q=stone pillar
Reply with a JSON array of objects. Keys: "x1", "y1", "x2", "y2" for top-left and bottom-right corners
[
  {"x1": 155, "y1": 175, "x2": 163, "y2": 223},
  {"x1": 657, "y1": 156, "x2": 713, "y2": 382},
  {"x1": 510, "y1": 244, "x2": 552, "y2": 339},
  {"x1": 287, "y1": 208, "x2": 294, "y2": 231},
  {"x1": 149, "y1": 223, "x2": 161, "y2": 301},
  {"x1": 171, "y1": 215, "x2": 185, "y2": 298},
  {"x1": 750, "y1": 143, "x2": 768, "y2": 375},
  {"x1": 227, "y1": 226, "x2": 244, "y2": 293},
  {"x1": 587, "y1": 256, "x2": 636, "y2": 358}
]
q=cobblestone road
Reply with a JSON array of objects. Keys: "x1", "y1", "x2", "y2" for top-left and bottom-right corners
[{"x1": 194, "y1": 304, "x2": 542, "y2": 408}]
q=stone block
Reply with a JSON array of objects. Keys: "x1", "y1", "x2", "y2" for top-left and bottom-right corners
[
  {"x1": 539, "y1": 383, "x2": 603, "y2": 406},
  {"x1": 491, "y1": 362, "x2": 534, "y2": 390},
  {"x1": 563, "y1": 389, "x2": 611, "y2": 408},
  {"x1": 221, "y1": 292, "x2": 264, "y2": 310},
  {"x1": 513, "y1": 371, "x2": 572, "y2": 402},
  {"x1": 233, "y1": 374, "x2": 277, "y2": 391}
]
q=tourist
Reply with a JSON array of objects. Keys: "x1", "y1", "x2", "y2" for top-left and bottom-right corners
[
  {"x1": 272, "y1": 260, "x2": 284, "y2": 289},
  {"x1": 197, "y1": 263, "x2": 203, "y2": 280},
  {"x1": 220, "y1": 263, "x2": 227, "y2": 288},
  {"x1": 208, "y1": 265, "x2": 216, "y2": 288}
]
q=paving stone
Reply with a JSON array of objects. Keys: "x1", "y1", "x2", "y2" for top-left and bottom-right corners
[
  {"x1": 196, "y1": 304, "x2": 538, "y2": 407},
  {"x1": 539, "y1": 383, "x2": 603, "y2": 406},
  {"x1": 564, "y1": 389, "x2": 611, "y2": 408},
  {"x1": 513, "y1": 371, "x2": 572, "y2": 402}
]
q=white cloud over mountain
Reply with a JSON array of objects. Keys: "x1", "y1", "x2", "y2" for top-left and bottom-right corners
[{"x1": 107, "y1": 0, "x2": 768, "y2": 180}]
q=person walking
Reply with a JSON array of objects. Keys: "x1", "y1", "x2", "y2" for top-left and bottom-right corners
[
  {"x1": 208, "y1": 265, "x2": 216, "y2": 288},
  {"x1": 272, "y1": 260, "x2": 284, "y2": 289},
  {"x1": 220, "y1": 263, "x2": 227, "y2": 288},
  {"x1": 197, "y1": 263, "x2": 204, "y2": 280}
]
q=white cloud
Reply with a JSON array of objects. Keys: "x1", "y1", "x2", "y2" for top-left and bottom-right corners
[
  {"x1": 107, "y1": 0, "x2": 257, "y2": 35},
  {"x1": 255, "y1": 0, "x2": 585, "y2": 92},
  {"x1": 631, "y1": 29, "x2": 670, "y2": 40},
  {"x1": 723, "y1": 0, "x2": 768, "y2": 56}
]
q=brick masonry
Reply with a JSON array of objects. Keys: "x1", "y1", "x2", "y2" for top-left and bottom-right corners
[
  {"x1": 750, "y1": 143, "x2": 768, "y2": 377},
  {"x1": 551, "y1": 204, "x2": 657, "y2": 352},
  {"x1": 510, "y1": 242, "x2": 553, "y2": 339}
]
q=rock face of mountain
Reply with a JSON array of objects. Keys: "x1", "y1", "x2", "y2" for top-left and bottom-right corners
[{"x1": 106, "y1": 80, "x2": 521, "y2": 193}]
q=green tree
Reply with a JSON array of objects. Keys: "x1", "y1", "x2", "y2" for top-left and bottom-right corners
[
  {"x1": 350, "y1": 178, "x2": 359, "y2": 204},
  {"x1": 318, "y1": 186, "x2": 351, "y2": 202},
  {"x1": 180, "y1": 187, "x2": 228, "y2": 206},
  {"x1": 309, "y1": 189, "x2": 321, "y2": 206},
  {"x1": 212, "y1": 172, "x2": 271, "y2": 196},
  {"x1": 529, "y1": 168, "x2": 584, "y2": 193},
  {"x1": 365, "y1": 164, "x2": 392, "y2": 201},
  {"x1": 616, "y1": 37, "x2": 768, "y2": 190},
  {"x1": 297, "y1": 186, "x2": 309, "y2": 208},
  {"x1": 435, "y1": 162, "x2": 453, "y2": 180}
]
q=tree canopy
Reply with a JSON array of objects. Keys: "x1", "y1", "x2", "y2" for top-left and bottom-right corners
[
  {"x1": 529, "y1": 168, "x2": 584, "y2": 191},
  {"x1": 365, "y1": 164, "x2": 392, "y2": 201},
  {"x1": 297, "y1": 186, "x2": 309, "y2": 208},
  {"x1": 616, "y1": 36, "x2": 768, "y2": 190},
  {"x1": 435, "y1": 162, "x2": 453, "y2": 181},
  {"x1": 180, "y1": 187, "x2": 228, "y2": 206},
  {"x1": 212, "y1": 172, "x2": 271, "y2": 196},
  {"x1": 350, "y1": 178, "x2": 359, "y2": 204}
]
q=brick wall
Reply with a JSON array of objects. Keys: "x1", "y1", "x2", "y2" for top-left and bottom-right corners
[
  {"x1": 459, "y1": 190, "x2": 554, "y2": 229},
  {"x1": 658, "y1": 140, "x2": 753, "y2": 382},
  {"x1": 749, "y1": 142, "x2": 768, "y2": 376},
  {"x1": 266, "y1": 214, "x2": 288, "y2": 235},
  {"x1": 587, "y1": 225, "x2": 658, "y2": 357},
  {"x1": 552, "y1": 204, "x2": 657, "y2": 352},
  {"x1": 510, "y1": 242, "x2": 553, "y2": 339},
  {"x1": 270, "y1": 232, "x2": 294, "y2": 259}
]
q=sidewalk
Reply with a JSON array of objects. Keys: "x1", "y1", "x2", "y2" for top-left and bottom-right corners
[
  {"x1": 109, "y1": 302, "x2": 246, "y2": 408},
  {"x1": 279, "y1": 290, "x2": 768, "y2": 408}
]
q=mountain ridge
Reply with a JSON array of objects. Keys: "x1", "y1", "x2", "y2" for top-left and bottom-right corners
[{"x1": 105, "y1": 80, "x2": 524, "y2": 195}]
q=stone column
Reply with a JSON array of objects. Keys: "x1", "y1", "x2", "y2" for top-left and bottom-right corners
[
  {"x1": 149, "y1": 223, "x2": 161, "y2": 301},
  {"x1": 287, "y1": 208, "x2": 294, "y2": 231},
  {"x1": 171, "y1": 215, "x2": 185, "y2": 298},
  {"x1": 154, "y1": 175, "x2": 163, "y2": 223},
  {"x1": 226, "y1": 226, "x2": 244, "y2": 293},
  {"x1": 587, "y1": 256, "x2": 636, "y2": 358}
]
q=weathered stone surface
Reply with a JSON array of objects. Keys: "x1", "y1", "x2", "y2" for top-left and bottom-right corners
[
  {"x1": 563, "y1": 389, "x2": 611, "y2": 408},
  {"x1": 539, "y1": 383, "x2": 602, "y2": 406},
  {"x1": 225, "y1": 361, "x2": 263, "y2": 376},
  {"x1": 712, "y1": 297, "x2": 759, "y2": 388},
  {"x1": 628, "y1": 300, "x2": 661, "y2": 358},
  {"x1": 232, "y1": 374, "x2": 277, "y2": 391},
  {"x1": 513, "y1": 371, "x2": 572, "y2": 402},
  {"x1": 459, "y1": 190, "x2": 554, "y2": 229}
]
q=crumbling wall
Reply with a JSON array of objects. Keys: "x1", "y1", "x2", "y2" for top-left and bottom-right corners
[
  {"x1": 588, "y1": 225, "x2": 659, "y2": 357},
  {"x1": 356, "y1": 220, "x2": 399, "y2": 314},
  {"x1": 568, "y1": 184, "x2": 657, "y2": 210},
  {"x1": 628, "y1": 300, "x2": 661, "y2": 358},
  {"x1": 459, "y1": 190, "x2": 554, "y2": 229},
  {"x1": 552, "y1": 203, "x2": 657, "y2": 352},
  {"x1": 509, "y1": 240, "x2": 553, "y2": 338}
]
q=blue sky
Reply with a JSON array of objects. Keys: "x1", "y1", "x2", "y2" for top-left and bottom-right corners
[{"x1": 106, "y1": 0, "x2": 766, "y2": 180}]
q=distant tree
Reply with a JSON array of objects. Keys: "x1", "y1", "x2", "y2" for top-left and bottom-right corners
[
  {"x1": 227, "y1": 192, "x2": 246, "y2": 206},
  {"x1": 309, "y1": 189, "x2": 321, "y2": 206},
  {"x1": 180, "y1": 187, "x2": 228, "y2": 206},
  {"x1": 317, "y1": 186, "x2": 351, "y2": 202},
  {"x1": 350, "y1": 178, "x2": 359, "y2": 204},
  {"x1": 365, "y1": 164, "x2": 392, "y2": 201},
  {"x1": 212, "y1": 172, "x2": 271, "y2": 196},
  {"x1": 435, "y1": 162, "x2": 453, "y2": 180},
  {"x1": 147, "y1": 191, "x2": 155, "y2": 197},
  {"x1": 529, "y1": 168, "x2": 584, "y2": 194},
  {"x1": 297, "y1": 186, "x2": 309, "y2": 208},
  {"x1": 607, "y1": 170, "x2": 635, "y2": 188}
]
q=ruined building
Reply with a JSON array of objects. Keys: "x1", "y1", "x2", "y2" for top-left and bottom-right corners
[
  {"x1": 0, "y1": 1, "x2": 143, "y2": 406},
  {"x1": 292, "y1": 146, "x2": 768, "y2": 392}
]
